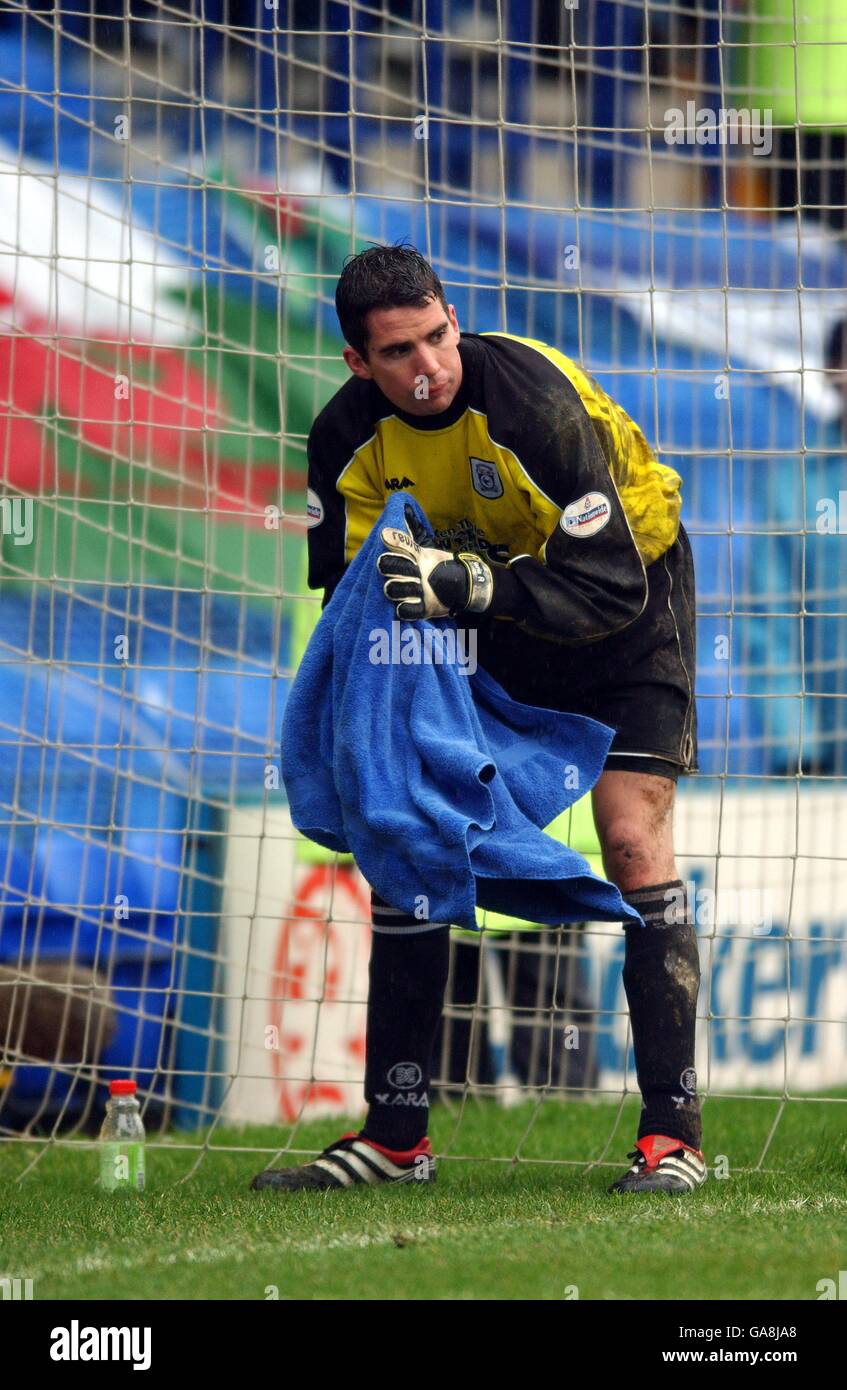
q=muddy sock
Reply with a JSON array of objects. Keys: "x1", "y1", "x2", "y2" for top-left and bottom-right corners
[{"x1": 622, "y1": 879, "x2": 702, "y2": 1150}]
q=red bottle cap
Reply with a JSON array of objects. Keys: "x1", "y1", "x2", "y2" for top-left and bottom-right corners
[{"x1": 109, "y1": 1079, "x2": 137, "y2": 1096}]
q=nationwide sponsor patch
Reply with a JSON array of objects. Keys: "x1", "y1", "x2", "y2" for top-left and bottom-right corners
[
  {"x1": 470, "y1": 456, "x2": 504, "y2": 499},
  {"x1": 560, "y1": 491, "x2": 611, "y2": 538},
  {"x1": 306, "y1": 488, "x2": 324, "y2": 527}
]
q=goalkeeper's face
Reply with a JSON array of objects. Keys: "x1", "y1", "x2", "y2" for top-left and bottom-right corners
[{"x1": 342, "y1": 299, "x2": 463, "y2": 416}]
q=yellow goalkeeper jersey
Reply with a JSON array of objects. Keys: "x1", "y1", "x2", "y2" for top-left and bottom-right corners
[{"x1": 306, "y1": 331, "x2": 682, "y2": 645}]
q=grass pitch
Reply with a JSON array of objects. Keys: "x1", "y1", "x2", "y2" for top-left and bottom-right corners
[{"x1": 1, "y1": 1095, "x2": 845, "y2": 1301}]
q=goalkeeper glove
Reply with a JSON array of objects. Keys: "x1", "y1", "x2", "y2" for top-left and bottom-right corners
[{"x1": 377, "y1": 506, "x2": 494, "y2": 620}]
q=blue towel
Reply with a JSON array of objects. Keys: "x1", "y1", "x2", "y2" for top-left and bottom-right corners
[{"x1": 282, "y1": 493, "x2": 641, "y2": 931}]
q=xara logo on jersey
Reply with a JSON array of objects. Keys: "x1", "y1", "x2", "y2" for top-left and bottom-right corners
[
  {"x1": 384, "y1": 475, "x2": 416, "y2": 491},
  {"x1": 560, "y1": 491, "x2": 611, "y2": 538}
]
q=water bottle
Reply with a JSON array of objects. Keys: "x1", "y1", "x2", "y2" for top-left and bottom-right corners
[{"x1": 98, "y1": 1079, "x2": 146, "y2": 1192}]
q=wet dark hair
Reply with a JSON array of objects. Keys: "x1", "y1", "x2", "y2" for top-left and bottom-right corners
[{"x1": 335, "y1": 243, "x2": 448, "y2": 357}]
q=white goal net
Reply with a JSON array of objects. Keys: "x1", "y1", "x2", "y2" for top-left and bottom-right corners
[{"x1": 1, "y1": 0, "x2": 846, "y2": 1178}]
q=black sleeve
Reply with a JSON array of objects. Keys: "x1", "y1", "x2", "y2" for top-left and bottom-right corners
[
  {"x1": 306, "y1": 421, "x2": 350, "y2": 608},
  {"x1": 483, "y1": 373, "x2": 648, "y2": 645}
]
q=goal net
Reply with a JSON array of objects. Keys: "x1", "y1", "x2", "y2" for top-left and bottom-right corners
[{"x1": 1, "y1": 0, "x2": 846, "y2": 1179}]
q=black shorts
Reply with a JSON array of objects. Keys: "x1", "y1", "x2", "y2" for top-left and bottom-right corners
[{"x1": 474, "y1": 525, "x2": 698, "y2": 781}]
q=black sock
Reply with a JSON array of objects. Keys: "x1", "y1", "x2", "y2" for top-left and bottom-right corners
[
  {"x1": 622, "y1": 879, "x2": 702, "y2": 1150},
  {"x1": 359, "y1": 898, "x2": 450, "y2": 1152}
]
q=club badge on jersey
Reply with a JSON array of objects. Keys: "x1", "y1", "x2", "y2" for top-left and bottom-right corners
[{"x1": 470, "y1": 457, "x2": 504, "y2": 499}]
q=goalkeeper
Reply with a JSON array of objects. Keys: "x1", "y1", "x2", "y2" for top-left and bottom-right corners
[{"x1": 252, "y1": 244, "x2": 704, "y2": 1197}]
